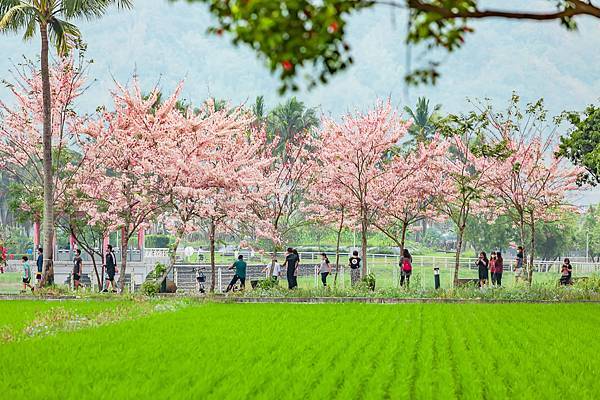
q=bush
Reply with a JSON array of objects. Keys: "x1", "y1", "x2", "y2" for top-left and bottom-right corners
[
  {"x1": 145, "y1": 234, "x2": 173, "y2": 248},
  {"x1": 361, "y1": 273, "x2": 376, "y2": 291},
  {"x1": 140, "y1": 281, "x2": 159, "y2": 296}
]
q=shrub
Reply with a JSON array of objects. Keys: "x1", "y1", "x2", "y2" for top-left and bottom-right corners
[{"x1": 145, "y1": 234, "x2": 173, "y2": 248}]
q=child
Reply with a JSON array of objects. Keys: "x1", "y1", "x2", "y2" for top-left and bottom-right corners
[
  {"x1": 21, "y1": 256, "x2": 34, "y2": 292},
  {"x1": 262, "y1": 257, "x2": 281, "y2": 282}
]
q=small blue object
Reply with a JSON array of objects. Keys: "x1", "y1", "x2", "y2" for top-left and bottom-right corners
[{"x1": 27, "y1": 248, "x2": 33, "y2": 254}]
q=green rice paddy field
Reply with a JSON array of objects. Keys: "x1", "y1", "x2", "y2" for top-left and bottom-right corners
[{"x1": 1, "y1": 300, "x2": 599, "y2": 399}]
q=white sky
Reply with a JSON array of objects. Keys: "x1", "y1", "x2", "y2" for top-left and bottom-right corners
[{"x1": 1, "y1": 0, "x2": 599, "y2": 202}]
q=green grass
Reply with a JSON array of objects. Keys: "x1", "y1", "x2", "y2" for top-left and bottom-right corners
[{"x1": 1, "y1": 301, "x2": 599, "y2": 399}]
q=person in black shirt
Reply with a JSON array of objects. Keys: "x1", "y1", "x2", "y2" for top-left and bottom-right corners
[
  {"x1": 73, "y1": 249, "x2": 83, "y2": 290},
  {"x1": 476, "y1": 251, "x2": 489, "y2": 288},
  {"x1": 103, "y1": 244, "x2": 117, "y2": 293},
  {"x1": 560, "y1": 258, "x2": 573, "y2": 285},
  {"x1": 349, "y1": 250, "x2": 361, "y2": 286},
  {"x1": 283, "y1": 247, "x2": 299, "y2": 289}
]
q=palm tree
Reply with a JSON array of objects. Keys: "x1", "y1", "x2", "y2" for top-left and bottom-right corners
[
  {"x1": 403, "y1": 97, "x2": 442, "y2": 147},
  {"x1": 0, "y1": 0, "x2": 132, "y2": 285},
  {"x1": 267, "y1": 97, "x2": 319, "y2": 156}
]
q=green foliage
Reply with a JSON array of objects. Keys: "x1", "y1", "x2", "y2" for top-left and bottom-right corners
[
  {"x1": 465, "y1": 215, "x2": 515, "y2": 253},
  {"x1": 182, "y1": 0, "x2": 369, "y2": 93},
  {"x1": 403, "y1": 97, "x2": 442, "y2": 148},
  {"x1": 140, "y1": 280, "x2": 159, "y2": 297},
  {"x1": 360, "y1": 272, "x2": 376, "y2": 291},
  {"x1": 180, "y1": 1, "x2": 598, "y2": 90},
  {"x1": 145, "y1": 234, "x2": 173, "y2": 248},
  {"x1": 557, "y1": 105, "x2": 600, "y2": 186}
]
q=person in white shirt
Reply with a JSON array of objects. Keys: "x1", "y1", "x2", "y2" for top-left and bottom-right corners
[{"x1": 262, "y1": 257, "x2": 281, "y2": 282}]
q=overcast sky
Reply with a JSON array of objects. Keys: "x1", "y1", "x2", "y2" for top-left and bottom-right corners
[{"x1": 1, "y1": 0, "x2": 599, "y2": 202}]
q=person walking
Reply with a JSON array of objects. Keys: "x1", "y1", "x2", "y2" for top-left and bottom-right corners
[
  {"x1": 489, "y1": 252, "x2": 497, "y2": 286},
  {"x1": 349, "y1": 250, "x2": 361, "y2": 286},
  {"x1": 283, "y1": 248, "x2": 299, "y2": 289},
  {"x1": 476, "y1": 251, "x2": 489, "y2": 288},
  {"x1": 495, "y1": 251, "x2": 504, "y2": 287},
  {"x1": 103, "y1": 244, "x2": 117, "y2": 293},
  {"x1": 560, "y1": 258, "x2": 573, "y2": 286},
  {"x1": 21, "y1": 256, "x2": 34, "y2": 293},
  {"x1": 35, "y1": 247, "x2": 43, "y2": 286},
  {"x1": 400, "y1": 249, "x2": 413, "y2": 287},
  {"x1": 319, "y1": 253, "x2": 331, "y2": 287},
  {"x1": 73, "y1": 249, "x2": 83, "y2": 290},
  {"x1": 226, "y1": 254, "x2": 247, "y2": 292},
  {"x1": 514, "y1": 246, "x2": 524, "y2": 282}
]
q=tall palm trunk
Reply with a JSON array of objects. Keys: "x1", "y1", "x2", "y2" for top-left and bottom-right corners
[{"x1": 40, "y1": 24, "x2": 55, "y2": 286}]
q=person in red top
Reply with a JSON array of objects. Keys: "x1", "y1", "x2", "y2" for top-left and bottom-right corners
[
  {"x1": 494, "y1": 251, "x2": 504, "y2": 287},
  {"x1": 400, "y1": 249, "x2": 413, "y2": 287},
  {"x1": 489, "y1": 252, "x2": 497, "y2": 286}
]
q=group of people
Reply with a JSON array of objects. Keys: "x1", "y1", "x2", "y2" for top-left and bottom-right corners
[
  {"x1": 20, "y1": 247, "x2": 44, "y2": 292},
  {"x1": 20, "y1": 245, "x2": 118, "y2": 293},
  {"x1": 475, "y1": 250, "x2": 506, "y2": 287}
]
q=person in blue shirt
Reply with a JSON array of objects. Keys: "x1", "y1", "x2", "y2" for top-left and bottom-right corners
[
  {"x1": 226, "y1": 255, "x2": 247, "y2": 292},
  {"x1": 35, "y1": 247, "x2": 43, "y2": 285}
]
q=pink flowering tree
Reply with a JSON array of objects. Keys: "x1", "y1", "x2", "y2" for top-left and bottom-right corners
[
  {"x1": 372, "y1": 137, "x2": 449, "y2": 258},
  {"x1": 437, "y1": 114, "x2": 502, "y2": 285},
  {"x1": 304, "y1": 173, "x2": 357, "y2": 286},
  {"x1": 77, "y1": 82, "x2": 187, "y2": 291},
  {"x1": 0, "y1": 56, "x2": 89, "y2": 284},
  {"x1": 159, "y1": 99, "x2": 274, "y2": 291},
  {"x1": 314, "y1": 101, "x2": 412, "y2": 276},
  {"x1": 482, "y1": 97, "x2": 584, "y2": 282}
]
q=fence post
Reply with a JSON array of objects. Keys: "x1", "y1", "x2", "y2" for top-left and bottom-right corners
[{"x1": 218, "y1": 267, "x2": 222, "y2": 293}]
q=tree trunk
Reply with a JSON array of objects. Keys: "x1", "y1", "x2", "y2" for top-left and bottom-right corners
[
  {"x1": 528, "y1": 217, "x2": 535, "y2": 284},
  {"x1": 360, "y1": 216, "x2": 368, "y2": 278},
  {"x1": 90, "y1": 254, "x2": 102, "y2": 290},
  {"x1": 40, "y1": 24, "x2": 55, "y2": 287},
  {"x1": 333, "y1": 210, "x2": 344, "y2": 287},
  {"x1": 400, "y1": 222, "x2": 408, "y2": 256},
  {"x1": 453, "y1": 225, "x2": 465, "y2": 286},
  {"x1": 157, "y1": 229, "x2": 183, "y2": 288},
  {"x1": 118, "y1": 227, "x2": 128, "y2": 292},
  {"x1": 209, "y1": 220, "x2": 216, "y2": 292}
]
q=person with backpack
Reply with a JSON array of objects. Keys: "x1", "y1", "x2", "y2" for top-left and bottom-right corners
[
  {"x1": 514, "y1": 246, "x2": 524, "y2": 282},
  {"x1": 103, "y1": 244, "x2": 117, "y2": 293},
  {"x1": 400, "y1": 249, "x2": 413, "y2": 287},
  {"x1": 348, "y1": 250, "x2": 361, "y2": 286},
  {"x1": 21, "y1": 256, "x2": 34, "y2": 293},
  {"x1": 319, "y1": 253, "x2": 331, "y2": 287}
]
